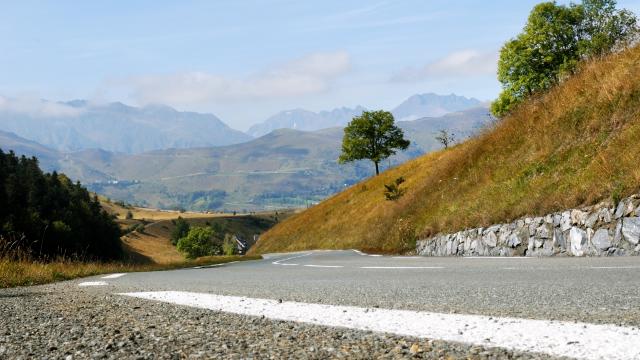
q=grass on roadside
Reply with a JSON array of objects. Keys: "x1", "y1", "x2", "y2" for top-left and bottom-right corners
[{"x1": 0, "y1": 255, "x2": 262, "y2": 288}]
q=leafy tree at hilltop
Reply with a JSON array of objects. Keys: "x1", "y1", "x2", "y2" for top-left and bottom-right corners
[
  {"x1": 0, "y1": 149, "x2": 121, "y2": 260},
  {"x1": 492, "y1": 0, "x2": 638, "y2": 117},
  {"x1": 339, "y1": 110, "x2": 410, "y2": 176}
]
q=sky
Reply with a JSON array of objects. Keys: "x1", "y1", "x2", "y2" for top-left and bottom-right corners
[{"x1": 1, "y1": 0, "x2": 639, "y2": 131}]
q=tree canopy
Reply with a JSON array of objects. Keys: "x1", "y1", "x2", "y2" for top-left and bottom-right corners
[
  {"x1": 176, "y1": 226, "x2": 220, "y2": 259},
  {"x1": 492, "y1": 0, "x2": 638, "y2": 117},
  {"x1": 339, "y1": 110, "x2": 410, "y2": 175},
  {"x1": 0, "y1": 149, "x2": 121, "y2": 261}
]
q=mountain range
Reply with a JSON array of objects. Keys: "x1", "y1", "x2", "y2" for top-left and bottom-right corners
[
  {"x1": 0, "y1": 106, "x2": 494, "y2": 211},
  {"x1": 247, "y1": 106, "x2": 367, "y2": 138},
  {"x1": 0, "y1": 99, "x2": 251, "y2": 154},
  {"x1": 391, "y1": 93, "x2": 483, "y2": 121}
]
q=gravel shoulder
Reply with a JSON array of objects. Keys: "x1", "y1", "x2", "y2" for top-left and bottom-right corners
[{"x1": 0, "y1": 282, "x2": 560, "y2": 360}]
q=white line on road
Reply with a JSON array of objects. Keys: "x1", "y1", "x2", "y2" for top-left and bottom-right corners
[
  {"x1": 391, "y1": 256, "x2": 423, "y2": 259},
  {"x1": 368, "y1": 254, "x2": 383, "y2": 257},
  {"x1": 101, "y1": 273, "x2": 126, "y2": 279},
  {"x1": 193, "y1": 261, "x2": 239, "y2": 269},
  {"x1": 120, "y1": 291, "x2": 640, "y2": 360},
  {"x1": 303, "y1": 264, "x2": 344, "y2": 268},
  {"x1": 589, "y1": 266, "x2": 640, "y2": 269},
  {"x1": 78, "y1": 281, "x2": 108, "y2": 286},
  {"x1": 360, "y1": 266, "x2": 444, "y2": 269},
  {"x1": 272, "y1": 253, "x2": 312, "y2": 266},
  {"x1": 351, "y1": 249, "x2": 366, "y2": 256}
]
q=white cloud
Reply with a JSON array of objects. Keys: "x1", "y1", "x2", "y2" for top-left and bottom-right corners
[
  {"x1": 0, "y1": 95, "x2": 83, "y2": 117},
  {"x1": 127, "y1": 51, "x2": 351, "y2": 105},
  {"x1": 392, "y1": 49, "x2": 498, "y2": 82}
]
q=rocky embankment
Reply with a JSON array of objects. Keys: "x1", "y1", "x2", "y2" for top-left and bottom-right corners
[{"x1": 417, "y1": 194, "x2": 640, "y2": 257}]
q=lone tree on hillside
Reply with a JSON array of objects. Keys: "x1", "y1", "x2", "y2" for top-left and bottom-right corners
[
  {"x1": 339, "y1": 110, "x2": 410, "y2": 176},
  {"x1": 491, "y1": 0, "x2": 638, "y2": 117},
  {"x1": 435, "y1": 130, "x2": 455, "y2": 149}
]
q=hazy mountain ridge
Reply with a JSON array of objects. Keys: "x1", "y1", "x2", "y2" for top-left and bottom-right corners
[
  {"x1": 247, "y1": 106, "x2": 367, "y2": 137},
  {"x1": 0, "y1": 104, "x2": 493, "y2": 211},
  {"x1": 0, "y1": 100, "x2": 252, "y2": 154},
  {"x1": 391, "y1": 93, "x2": 483, "y2": 121}
]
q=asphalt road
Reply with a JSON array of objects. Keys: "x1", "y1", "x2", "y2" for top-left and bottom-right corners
[{"x1": 3, "y1": 251, "x2": 640, "y2": 359}]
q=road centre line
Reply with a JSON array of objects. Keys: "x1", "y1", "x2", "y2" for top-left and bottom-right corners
[
  {"x1": 304, "y1": 264, "x2": 344, "y2": 268},
  {"x1": 101, "y1": 273, "x2": 126, "y2": 279},
  {"x1": 120, "y1": 291, "x2": 640, "y2": 360}
]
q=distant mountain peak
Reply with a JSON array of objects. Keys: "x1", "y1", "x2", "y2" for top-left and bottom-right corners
[
  {"x1": 247, "y1": 106, "x2": 367, "y2": 138},
  {"x1": 392, "y1": 93, "x2": 482, "y2": 121}
]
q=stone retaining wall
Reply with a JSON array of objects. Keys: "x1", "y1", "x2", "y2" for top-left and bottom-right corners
[{"x1": 416, "y1": 195, "x2": 640, "y2": 257}]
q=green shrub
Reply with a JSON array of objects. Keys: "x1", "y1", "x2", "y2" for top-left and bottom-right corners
[
  {"x1": 384, "y1": 177, "x2": 406, "y2": 201},
  {"x1": 176, "y1": 227, "x2": 218, "y2": 259}
]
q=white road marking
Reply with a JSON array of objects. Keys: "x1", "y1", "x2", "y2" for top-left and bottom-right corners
[
  {"x1": 352, "y1": 249, "x2": 366, "y2": 256},
  {"x1": 78, "y1": 281, "x2": 108, "y2": 286},
  {"x1": 303, "y1": 264, "x2": 344, "y2": 268},
  {"x1": 360, "y1": 266, "x2": 444, "y2": 269},
  {"x1": 391, "y1": 256, "x2": 423, "y2": 259},
  {"x1": 120, "y1": 291, "x2": 640, "y2": 360},
  {"x1": 101, "y1": 273, "x2": 126, "y2": 279},
  {"x1": 272, "y1": 253, "x2": 312, "y2": 266},
  {"x1": 368, "y1": 254, "x2": 383, "y2": 257},
  {"x1": 193, "y1": 261, "x2": 239, "y2": 269},
  {"x1": 589, "y1": 266, "x2": 640, "y2": 269}
]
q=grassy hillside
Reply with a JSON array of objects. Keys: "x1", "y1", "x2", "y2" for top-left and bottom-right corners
[{"x1": 250, "y1": 46, "x2": 640, "y2": 254}]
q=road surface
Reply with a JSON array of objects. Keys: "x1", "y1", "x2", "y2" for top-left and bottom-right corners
[{"x1": 2, "y1": 250, "x2": 640, "y2": 359}]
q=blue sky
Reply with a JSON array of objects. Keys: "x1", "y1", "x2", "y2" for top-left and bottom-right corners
[{"x1": 1, "y1": 0, "x2": 639, "y2": 130}]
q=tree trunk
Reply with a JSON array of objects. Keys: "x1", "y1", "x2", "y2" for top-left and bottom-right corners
[{"x1": 374, "y1": 161, "x2": 379, "y2": 175}]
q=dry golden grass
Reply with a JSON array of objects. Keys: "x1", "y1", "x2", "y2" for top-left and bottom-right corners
[
  {"x1": 0, "y1": 255, "x2": 261, "y2": 288},
  {"x1": 101, "y1": 200, "x2": 230, "y2": 221},
  {"x1": 251, "y1": 46, "x2": 640, "y2": 255}
]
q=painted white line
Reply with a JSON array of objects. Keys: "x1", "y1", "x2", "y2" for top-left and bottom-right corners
[
  {"x1": 193, "y1": 261, "x2": 239, "y2": 269},
  {"x1": 368, "y1": 254, "x2": 383, "y2": 257},
  {"x1": 272, "y1": 253, "x2": 312, "y2": 266},
  {"x1": 589, "y1": 266, "x2": 640, "y2": 269},
  {"x1": 101, "y1": 273, "x2": 126, "y2": 279},
  {"x1": 78, "y1": 281, "x2": 108, "y2": 286},
  {"x1": 120, "y1": 291, "x2": 640, "y2": 360},
  {"x1": 463, "y1": 256, "x2": 534, "y2": 259},
  {"x1": 360, "y1": 266, "x2": 444, "y2": 269},
  {"x1": 352, "y1": 249, "x2": 366, "y2": 256},
  {"x1": 391, "y1": 256, "x2": 423, "y2": 259},
  {"x1": 303, "y1": 264, "x2": 344, "y2": 268}
]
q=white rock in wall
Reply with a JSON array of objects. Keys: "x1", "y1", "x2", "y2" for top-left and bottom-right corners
[
  {"x1": 561, "y1": 211, "x2": 572, "y2": 231},
  {"x1": 622, "y1": 217, "x2": 640, "y2": 245},
  {"x1": 483, "y1": 231, "x2": 497, "y2": 247},
  {"x1": 591, "y1": 229, "x2": 612, "y2": 250},
  {"x1": 569, "y1": 227, "x2": 588, "y2": 256},
  {"x1": 571, "y1": 210, "x2": 587, "y2": 225}
]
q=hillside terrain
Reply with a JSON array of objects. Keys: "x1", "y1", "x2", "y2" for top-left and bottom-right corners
[
  {"x1": 0, "y1": 108, "x2": 492, "y2": 211},
  {"x1": 0, "y1": 100, "x2": 251, "y2": 153},
  {"x1": 250, "y1": 45, "x2": 640, "y2": 254}
]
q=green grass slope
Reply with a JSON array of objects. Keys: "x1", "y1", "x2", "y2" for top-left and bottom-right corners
[{"x1": 250, "y1": 46, "x2": 640, "y2": 254}]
